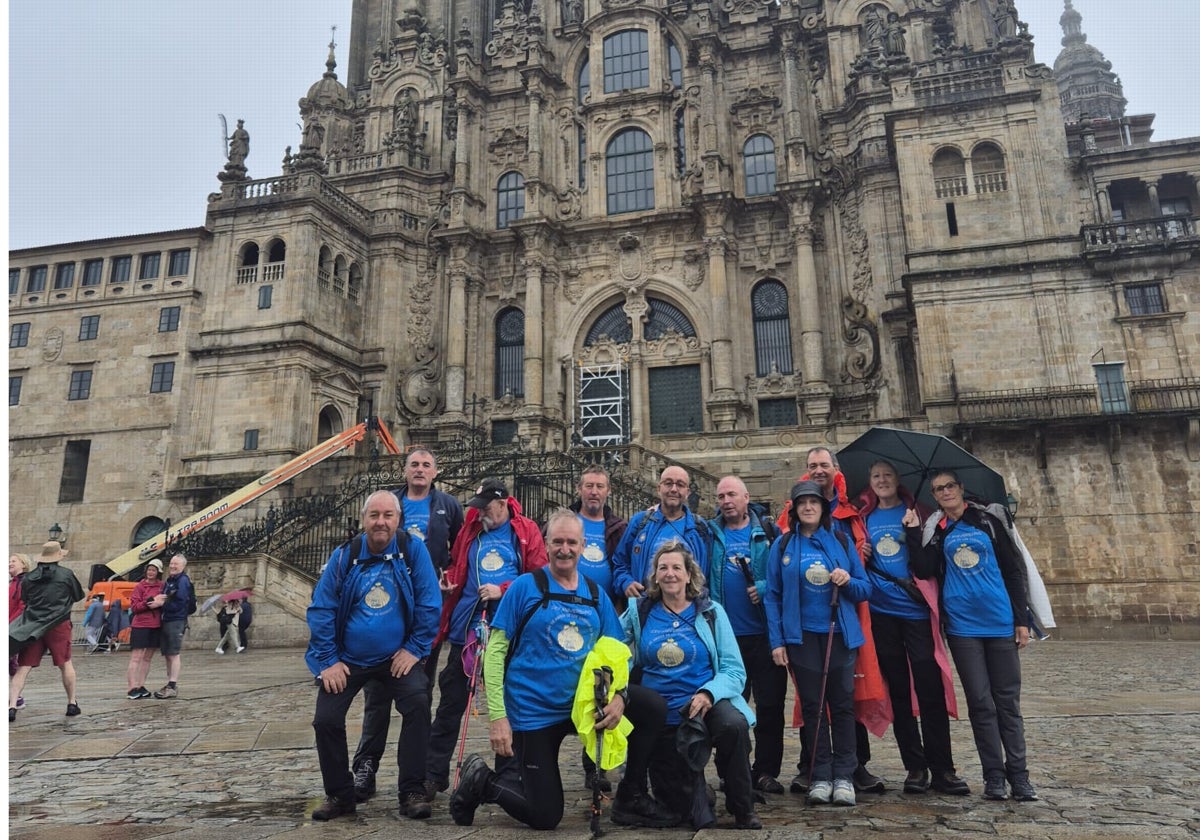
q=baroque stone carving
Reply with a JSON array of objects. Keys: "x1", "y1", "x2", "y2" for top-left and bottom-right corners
[
  {"x1": 682, "y1": 249, "x2": 705, "y2": 291},
  {"x1": 488, "y1": 127, "x2": 530, "y2": 165},
  {"x1": 841, "y1": 297, "x2": 880, "y2": 382},
  {"x1": 730, "y1": 86, "x2": 782, "y2": 130},
  {"x1": 397, "y1": 343, "x2": 445, "y2": 419}
]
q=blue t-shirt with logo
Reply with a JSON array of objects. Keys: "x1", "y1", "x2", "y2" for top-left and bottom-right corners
[
  {"x1": 798, "y1": 537, "x2": 840, "y2": 635},
  {"x1": 939, "y1": 519, "x2": 1014, "y2": 637},
  {"x1": 637, "y1": 602, "x2": 715, "y2": 725},
  {"x1": 448, "y1": 523, "x2": 520, "y2": 645},
  {"x1": 719, "y1": 524, "x2": 762, "y2": 636},
  {"x1": 865, "y1": 505, "x2": 927, "y2": 620},
  {"x1": 341, "y1": 561, "x2": 408, "y2": 667},
  {"x1": 578, "y1": 516, "x2": 613, "y2": 595},
  {"x1": 401, "y1": 495, "x2": 431, "y2": 544},
  {"x1": 492, "y1": 571, "x2": 623, "y2": 731}
]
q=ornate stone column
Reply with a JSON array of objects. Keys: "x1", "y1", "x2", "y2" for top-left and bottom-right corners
[
  {"x1": 445, "y1": 270, "x2": 468, "y2": 414},
  {"x1": 522, "y1": 255, "x2": 545, "y2": 411}
]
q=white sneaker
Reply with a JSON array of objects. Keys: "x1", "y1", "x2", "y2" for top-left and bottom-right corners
[
  {"x1": 832, "y1": 778, "x2": 856, "y2": 806},
  {"x1": 215, "y1": 647, "x2": 224, "y2": 654},
  {"x1": 236, "y1": 646, "x2": 245, "y2": 653},
  {"x1": 807, "y1": 781, "x2": 833, "y2": 805}
]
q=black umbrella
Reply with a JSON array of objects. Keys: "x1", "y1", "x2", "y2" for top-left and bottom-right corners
[{"x1": 837, "y1": 427, "x2": 1008, "y2": 511}]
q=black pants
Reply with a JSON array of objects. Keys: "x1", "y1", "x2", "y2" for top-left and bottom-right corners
[
  {"x1": 312, "y1": 661, "x2": 429, "y2": 802},
  {"x1": 737, "y1": 633, "x2": 787, "y2": 779},
  {"x1": 947, "y1": 634, "x2": 1027, "y2": 782},
  {"x1": 871, "y1": 610, "x2": 956, "y2": 775},
  {"x1": 481, "y1": 683, "x2": 663, "y2": 830},
  {"x1": 354, "y1": 641, "x2": 446, "y2": 772},
  {"x1": 787, "y1": 634, "x2": 857, "y2": 782},
  {"x1": 426, "y1": 643, "x2": 475, "y2": 785}
]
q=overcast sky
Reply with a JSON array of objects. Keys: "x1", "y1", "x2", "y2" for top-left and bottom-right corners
[{"x1": 7, "y1": 1, "x2": 1199, "y2": 250}]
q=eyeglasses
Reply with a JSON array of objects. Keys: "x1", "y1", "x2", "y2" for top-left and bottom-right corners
[
  {"x1": 659, "y1": 480, "x2": 690, "y2": 489},
  {"x1": 931, "y1": 481, "x2": 960, "y2": 494}
]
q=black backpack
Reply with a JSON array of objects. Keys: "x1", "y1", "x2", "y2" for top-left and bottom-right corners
[
  {"x1": 339, "y1": 531, "x2": 416, "y2": 625},
  {"x1": 505, "y1": 567, "x2": 601, "y2": 666}
]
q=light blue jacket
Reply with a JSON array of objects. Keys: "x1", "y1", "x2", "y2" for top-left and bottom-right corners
[
  {"x1": 621, "y1": 595, "x2": 755, "y2": 727},
  {"x1": 706, "y1": 513, "x2": 774, "y2": 615},
  {"x1": 765, "y1": 527, "x2": 870, "y2": 651}
]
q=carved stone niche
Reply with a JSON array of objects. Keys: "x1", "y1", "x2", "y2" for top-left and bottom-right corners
[
  {"x1": 730, "y1": 86, "x2": 782, "y2": 131},
  {"x1": 488, "y1": 126, "x2": 530, "y2": 166}
]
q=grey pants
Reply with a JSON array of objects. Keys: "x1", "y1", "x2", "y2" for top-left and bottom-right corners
[{"x1": 947, "y1": 635, "x2": 1027, "y2": 782}]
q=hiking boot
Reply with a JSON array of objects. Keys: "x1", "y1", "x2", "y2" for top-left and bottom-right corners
[
  {"x1": 353, "y1": 758, "x2": 377, "y2": 802},
  {"x1": 852, "y1": 765, "x2": 885, "y2": 794},
  {"x1": 450, "y1": 753, "x2": 491, "y2": 826},
  {"x1": 832, "y1": 778, "x2": 856, "y2": 806},
  {"x1": 903, "y1": 768, "x2": 931, "y2": 793},
  {"x1": 585, "y1": 768, "x2": 613, "y2": 792},
  {"x1": 1009, "y1": 775, "x2": 1038, "y2": 802},
  {"x1": 984, "y1": 776, "x2": 1009, "y2": 800},
  {"x1": 734, "y1": 810, "x2": 763, "y2": 830},
  {"x1": 931, "y1": 771, "x2": 970, "y2": 795},
  {"x1": 65, "y1": 703, "x2": 82, "y2": 717},
  {"x1": 610, "y1": 792, "x2": 679, "y2": 828},
  {"x1": 753, "y1": 773, "x2": 784, "y2": 795},
  {"x1": 422, "y1": 777, "x2": 448, "y2": 803},
  {"x1": 807, "y1": 780, "x2": 832, "y2": 805},
  {"x1": 398, "y1": 790, "x2": 432, "y2": 819},
  {"x1": 311, "y1": 796, "x2": 356, "y2": 821},
  {"x1": 153, "y1": 685, "x2": 177, "y2": 699},
  {"x1": 789, "y1": 770, "x2": 809, "y2": 794}
]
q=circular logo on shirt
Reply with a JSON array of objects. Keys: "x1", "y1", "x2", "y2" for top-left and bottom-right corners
[
  {"x1": 953, "y1": 544, "x2": 980, "y2": 569},
  {"x1": 407, "y1": 524, "x2": 426, "y2": 540},
  {"x1": 805, "y1": 562, "x2": 831, "y2": 586},
  {"x1": 782, "y1": 554, "x2": 791, "y2": 566},
  {"x1": 583, "y1": 543, "x2": 604, "y2": 563},
  {"x1": 364, "y1": 583, "x2": 391, "y2": 609},
  {"x1": 656, "y1": 639, "x2": 685, "y2": 667},
  {"x1": 876, "y1": 534, "x2": 901, "y2": 557},
  {"x1": 480, "y1": 549, "x2": 504, "y2": 572},
  {"x1": 557, "y1": 622, "x2": 585, "y2": 652}
]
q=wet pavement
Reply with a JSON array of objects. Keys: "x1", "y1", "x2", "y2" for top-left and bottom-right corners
[{"x1": 7, "y1": 640, "x2": 1199, "y2": 838}]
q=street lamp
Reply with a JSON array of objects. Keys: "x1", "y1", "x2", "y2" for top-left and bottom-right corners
[
  {"x1": 1005, "y1": 493, "x2": 1019, "y2": 517},
  {"x1": 48, "y1": 522, "x2": 65, "y2": 546}
]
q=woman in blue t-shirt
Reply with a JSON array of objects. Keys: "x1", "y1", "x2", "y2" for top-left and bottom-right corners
[
  {"x1": 905, "y1": 470, "x2": 1037, "y2": 803},
  {"x1": 855, "y1": 460, "x2": 970, "y2": 796},
  {"x1": 622, "y1": 542, "x2": 762, "y2": 830}
]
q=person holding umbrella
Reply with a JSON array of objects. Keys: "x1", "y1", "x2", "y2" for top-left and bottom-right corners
[
  {"x1": 904, "y1": 470, "x2": 1038, "y2": 802},
  {"x1": 766, "y1": 481, "x2": 870, "y2": 807},
  {"x1": 215, "y1": 597, "x2": 244, "y2": 654},
  {"x1": 855, "y1": 460, "x2": 970, "y2": 796}
]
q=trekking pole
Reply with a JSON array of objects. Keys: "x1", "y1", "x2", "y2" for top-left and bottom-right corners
[
  {"x1": 591, "y1": 665, "x2": 613, "y2": 838},
  {"x1": 806, "y1": 583, "x2": 841, "y2": 805},
  {"x1": 452, "y1": 608, "x2": 489, "y2": 790},
  {"x1": 733, "y1": 554, "x2": 767, "y2": 623}
]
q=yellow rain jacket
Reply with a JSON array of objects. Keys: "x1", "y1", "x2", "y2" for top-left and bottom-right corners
[{"x1": 571, "y1": 636, "x2": 635, "y2": 771}]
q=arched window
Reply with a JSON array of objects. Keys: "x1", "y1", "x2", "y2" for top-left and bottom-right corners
[
  {"x1": 932, "y1": 148, "x2": 967, "y2": 198},
  {"x1": 347, "y1": 262, "x2": 363, "y2": 304},
  {"x1": 643, "y1": 297, "x2": 696, "y2": 340},
  {"x1": 606, "y1": 128, "x2": 654, "y2": 215},
  {"x1": 577, "y1": 55, "x2": 590, "y2": 104},
  {"x1": 318, "y1": 405, "x2": 343, "y2": 441},
  {"x1": 131, "y1": 517, "x2": 167, "y2": 548},
  {"x1": 318, "y1": 245, "x2": 333, "y2": 291},
  {"x1": 333, "y1": 255, "x2": 347, "y2": 295},
  {"x1": 266, "y1": 239, "x2": 286, "y2": 262},
  {"x1": 237, "y1": 242, "x2": 260, "y2": 284},
  {"x1": 495, "y1": 308, "x2": 525, "y2": 397},
  {"x1": 585, "y1": 302, "x2": 633, "y2": 346},
  {"x1": 751, "y1": 280, "x2": 793, "y2": 376},
  {"x1": 667, "y1": 36, "x2": 682, "y2": 88},
  {"x1": 603, "y1": 30, "x2": 649, "y2": 93},
  {"x1": 497, "y1": 171, "x2": 526, "y2": 229},
  {"x1": 744, "y1": 134, "x2": 777, "y2": 196},
  {"x1": 971, "y1": 142, "x2": 1008, "y2": 193}
]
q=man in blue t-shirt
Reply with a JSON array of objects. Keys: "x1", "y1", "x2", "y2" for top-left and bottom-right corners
[
  {"x1": 305, "y1": 490, "x2": 441, "y2": 822},
  {"x1": 611, "y1": 466, "x2": 709, "y2": 598}
]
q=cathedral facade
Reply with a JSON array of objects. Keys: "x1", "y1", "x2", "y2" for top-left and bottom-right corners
[{"x1": 9, "y1": 1, "x2": 1200, "y2": 636}]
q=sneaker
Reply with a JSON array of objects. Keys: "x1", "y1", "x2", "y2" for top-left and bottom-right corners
[
  {"x1": 353, "y1": 758, "x2": 377, "y2": 802},
  {"x1": 66, "y1": 703, "x2": 82, "y2": 717},
  {"x1": 450, "y1": 753, "x2": 491, "y2": 826},
  {"x1": 398, "y1": 790, "x2": 432, "y2": 819},
  {"x1": 15, "y1": 696, "x2": 25, "y2": 709},
  {"x1": 126, "y1": 688, "x2": 145, "y2": 700},
  {"x1": 789, "y1": 770, "x2": 809, "y2": 794},
  {"x1": 8, "y1": 708, "x2": 15, "y2": 722},
  {"x1": 931, "y1": 771, "x2": 971, "y2": 795},
  {"x1": 831, "y1": 778, "x2": 856, "y2": 806},
  {"x1": 153, "y1": 685, "x2": 177, "y2": 699},
  {"x1": 1009, "y1": 776, "x2": 1038, "y2": 802},
  {"x1": 585, "y1": 769, "x2": 613, "y2": 792},
  {"x1": 904, "y1": 768, "x2": 931, "y2": 793},
  {"x1": 852, "y1": 765, "x2": 885, "y2": 794},
  {"x1": 984, "y1": 777, "x2": 1009, "y2": 800},
  {"x1": 136, "y1": 687, "x2": 153, "y2": 699},
  {"x1": 422, "y1": 777, "x2": 448, "y2": 803},
  {"x1": 236, "y1": 646, "x2": 246, "y2": 653},
  {"x1": 807, "y1": 780, "x2": 833, "y2": 805},
  {"x1": 753, "y1": 773, "x2": 785, "y2": 795},
  {"x1": 610, "y1": 791, "x2": 680, "y2": 828},
  {"x1": 215, "y1": 646, "x2": 225, "y2": 654},
  {"x1": 734, "y1": 810, "x2": 763, "y2": 830},
  {"x1": 311, "y1": 795, "x2": 356, "y2": 821}
]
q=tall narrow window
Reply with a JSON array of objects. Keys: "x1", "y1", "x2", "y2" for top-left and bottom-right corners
[
  {"x1": 10, "y1": 323, "x2": 31, "y2": 348},
  {"x1": 59, "y1": 440, "x2": 92, "y2": 503},
  {"x1": 9, "y1": 375, "x2": 22, "y2": 407},
  {"x1": 139, "y1": 253, "x2": 161, "y2": 280},
  {"x1": 111, "y1": 256, "x2": 131, "y2": 283},
  {"x1": 667, "y1": 37, "x2": 682, "y2": 88},
  {"x1": 167, "y1": 249, "x2": 191, "y2": 276},
  {"x1": 675, "y1": 111, "x2": 687, "y2": 177},
  {"x1": 78, "y1": 315, "x2": 100, "y2": 341},
  {"x1": 82, "y1": 259, "x2": 103, "y2": 286},
  {"x1": 496, "y1": 171, "x2": 526, "y2": 229},
  {"x1": 244, "y1": 429, "x2": 260, "y2": 450},
  {"x1": 578, "y1": 125, "x2": 588, "y2": 190},
  {"x1": 577, "y1": 55, "x2": 590, "y2": 104},
  {"x1": 158, "y1": 306, "x2": 181, "y2": 332},
  {"x1": 8, "y1": 268, "x2": 20, "y2": 295},
  {"x1": 54, "y1": 263, "x2": 76, "y2": 290},
  {"x1": 751, "y1": 280, "x2": 793, "y2": 376},
  {"x1": 258, "y1": 285, "x2": 274, "y2": 309},
  {"x1": 743, "y1": 134, "x2": 777, "y2": 196},
  {"x1": 1094, "y1": 363, "x2": 1130, "y2": 414},
  {"x1": 26, "y1": 265, "x2": 47, "y2": 293},
  {"x1": 648, "y1": 365, "x2": 702, "y2": 434},
  {"x1": 150, "y1": 361, "x2": 175, "y2": 393},
  {"x1": 68, "y1": 370, "x2": 93, "y2": 401},
  {"x1": 603, "y1": 30, "x2": 650, "y2": 93},
  {"x1": 494, "y1": 307, "x2": 525, "y2": 398},
  {"x1": 606, "y1": 128, "x2": 654, "y2": 215}
]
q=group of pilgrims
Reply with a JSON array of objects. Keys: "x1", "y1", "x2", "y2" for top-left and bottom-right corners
[{"x1": 305, "y1": 444, "x2": 1041, "y2": 828}]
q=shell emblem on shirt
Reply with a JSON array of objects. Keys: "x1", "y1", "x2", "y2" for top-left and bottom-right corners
[
  {"x1": 583, "y1": 543, "x2": 604, "y2": 563},
  {"x1": 557, "y1": 622, "x2": 585, "y2": 652},
  {"x1": 876, "y1": 534, "x2": 901, "y2": 557},
  {"x1": 364, "y1": 582, "x2": 391, "y2": 609},
  {"x1": 805, "y1": 561, "x2": 831, "y2": 586},
  {"x1": 656, "y1": 639, "x2": 684, "y2": 667},
  {"x1": 480, "y1": 548, "x2": 505, "y2": 572},
  {"x1": 953, "y1": 544, "x2": 980, "y2": 569}
]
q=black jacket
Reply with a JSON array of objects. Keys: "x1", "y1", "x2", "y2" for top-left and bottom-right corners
[{"x1": 392, "y1": 484, "x2": 465, "y2": 572}]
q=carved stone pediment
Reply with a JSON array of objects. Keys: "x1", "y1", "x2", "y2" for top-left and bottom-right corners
[{"x1": 488, "y1": 127, "x2": 530, "y2": 165}]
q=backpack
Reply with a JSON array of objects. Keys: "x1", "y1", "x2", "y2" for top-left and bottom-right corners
[
  {"x1": 505, "y1": 566, "x2": 601, "y2": 666},
  {"x1": 186, "y1": 586, "x2": 197, "y2": 616},
  {"x1": 340, "y1": 531, "x2": 416, "y2": 625}
]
